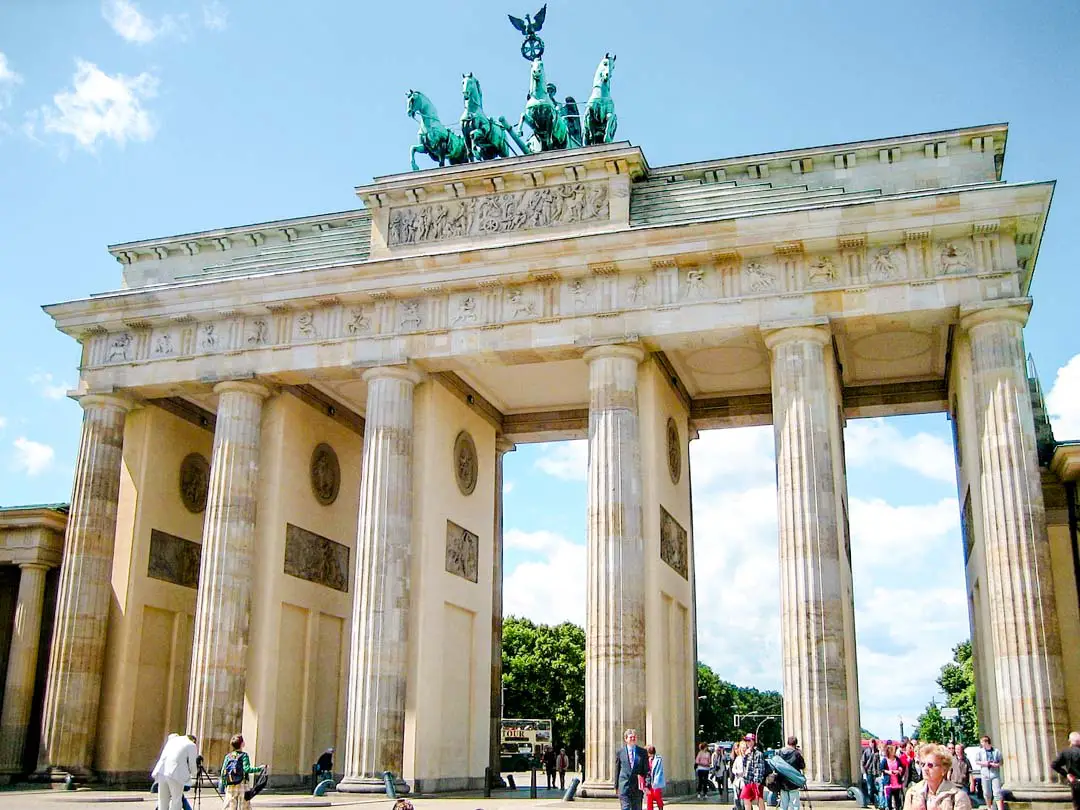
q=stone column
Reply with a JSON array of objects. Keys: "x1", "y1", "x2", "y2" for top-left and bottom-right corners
[
  {"x1": 581, "y1": 345, "x2": 646, "y2": 798},
  {"x1": 39, "y1": 393, "x2": 133, "y2": 776},
  {"x1": 960, "y1": 303, "x2": 1068, "y2": 797},
  {"x1": 489, "y1": 437, "x2": 515, "y2": 785},
  {"x1": 339, "y1": 366, "x2": 421, "y2": 793},
  {"x1": 186, "y1": 381, "x2": 269, "y2": 767},
  {"x1": 0, "y1": 563, "x2": 50, "y2": 774},
  {"x1": 764, "y1": 325, "x2": 854, "y2": 795}
]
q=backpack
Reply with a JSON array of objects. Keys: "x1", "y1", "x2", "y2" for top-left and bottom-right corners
[{"x1": 223, "y1": 752, "x2": 246, "y2": 786}]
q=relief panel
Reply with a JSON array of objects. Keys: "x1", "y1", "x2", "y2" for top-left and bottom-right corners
[
  {"x1": 284, "y1": 523, "x2": 350, "y2": 592},
  {"x1": 659, "y1": 506, "x2": 688, "y2": 580},
  {"x1": 386, "y1": 181, "x2": 610, "y2": 247},
  {"x1": 147, "y1": 529, "x2": 202, "y2": 589},
  {"x1": 445, "y1": 520, "x2": 479, "y2": 583}
]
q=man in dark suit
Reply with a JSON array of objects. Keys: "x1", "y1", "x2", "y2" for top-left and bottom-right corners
[{"x1": 614, "y1": 728, "x2": 650, "y2": 810}]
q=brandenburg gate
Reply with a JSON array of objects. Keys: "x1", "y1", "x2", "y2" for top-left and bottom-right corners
[{"x1": 6, "y1": 116, "x2": 1077, "y2": 803}]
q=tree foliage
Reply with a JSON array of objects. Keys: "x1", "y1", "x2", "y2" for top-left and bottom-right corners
[
  {"x1": 697, "y1": 661, "x2": 784, "y2": 749},
  {"x1": 915, "y1": 640, "x2": 978, "y2": 744},
  {"x1": 916, "y1": 701, "x2": 949, "y2": 743},
  {"x1": 502, "y1": 616, "x2": 587, "y2": 752},
  {"x1": 501, "y1": 619, "x2": 784, "y2": 753}
]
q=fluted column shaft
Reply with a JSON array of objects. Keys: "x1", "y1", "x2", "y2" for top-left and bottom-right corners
[
  {"x1": 0, "y1": 563, "x2": 50, "y2": 773},
  {"x1": 339, "y1": 366, "x2": 421, "y2": 793},
  {"x1": 490, "y1": 438, "x2": 515, "y2": 780},
  {"x1": 582, "y1": 345, "x2": 646, "y2": 796},
  {"x1": 186, "y1": 381, "x2": 269, "y2": 768},
  {"x1": 39, "y1": 394, "x2": 132, "y2": 775},
  {"x1": 765, "y1": 326, "x2": 854, "y2": 790},
  {"x1": 962, "y1": 305, "x2": 1067, "y2": 792}
]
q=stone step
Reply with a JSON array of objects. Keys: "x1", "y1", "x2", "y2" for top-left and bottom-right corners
[
  {"x1": 631, "y1": 188, "x2": 885, "y2": 226},
  {"x1": 631, "y1": 183, "x2": 820, "y2": 212},
  {"x1": 632, "y1": 186, "x2": 856, "y2": 220},
  {"x1": 632, "y1": 179, "x2": 778, "y2": 201}
]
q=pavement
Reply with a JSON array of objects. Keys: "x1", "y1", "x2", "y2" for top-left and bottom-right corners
[{"x1": 0, "y1": 784, "x2": 735, "y2": 809}]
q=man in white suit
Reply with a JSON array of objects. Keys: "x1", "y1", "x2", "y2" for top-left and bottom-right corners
[{"x1": 151, "y1": 733, "x2": 199, "y2": 810}]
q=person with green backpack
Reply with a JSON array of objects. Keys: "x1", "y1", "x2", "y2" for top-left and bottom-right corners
[{"x1": 220, "y1": 734, "x2": 262, "y2": 810}]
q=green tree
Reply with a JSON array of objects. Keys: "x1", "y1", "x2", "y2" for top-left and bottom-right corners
[
  {"x1": 696, "y1": 661, "x2": 783, "y2": 749},
  {"x1": 501, "y1": 616, "x2": 586, "y2": 752},
  {"x1": 916, "y1": 701, "x2": 949, "y2": 743},
  {"x1": 915, "y1": 640, "x2": 978, "y2": 745}
]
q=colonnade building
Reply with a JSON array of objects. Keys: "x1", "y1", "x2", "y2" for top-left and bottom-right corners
[{"x1": 0, "y1": 123, "x2": 1077, "y2": 801}]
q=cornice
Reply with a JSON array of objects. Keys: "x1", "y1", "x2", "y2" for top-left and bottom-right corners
[
  {"x1": 43, "y1": 180, "x2": 1052, "y2": 337},
  {"x1": 356, "y1": 141, "x2": 647, "y2": 205},
  {"x1": 653, "y1": 122, "x2": 1010, "y2": 180},
  {"x1": 107, "y1": 208, "x2": 370, "y2": 264},
  {"x1": 0, "y1": 505, "x2": 69, "y2": 534}
]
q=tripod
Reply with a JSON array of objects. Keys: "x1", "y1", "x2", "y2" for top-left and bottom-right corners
[{"x1": 188, "y1": 758, "x2": 223, "y2": 809}]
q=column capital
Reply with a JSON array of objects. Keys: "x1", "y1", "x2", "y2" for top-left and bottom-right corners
[
  {"x1": 212, "y1": 379, "x2": 271, "y2": 399},
  {"x1": 582, "y1": 343, "x2": 645, "y2": 365},
  {"x1": 762, "y1": 323, "x2": 831, "y2": 352},
  {"x1": 16, "y1": 560, "x2": 53, "y2": 573},
  {"x1": 496, "y1": 436, "x2": 517, "y2": 455},
  {"x1": 959, "y1": 298, "x2": 1032, "y2": 332},
  {"x1": 75, "y1": 392, "x2": 135, "y2": 412},
  {"x1": 361, "y1": 365, "x2": 423, "y2": 386}
]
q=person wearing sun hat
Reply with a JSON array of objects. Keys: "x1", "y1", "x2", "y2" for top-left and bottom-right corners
[{"x1": 741, "y1": 734, "x2": 766, "y2": 810}]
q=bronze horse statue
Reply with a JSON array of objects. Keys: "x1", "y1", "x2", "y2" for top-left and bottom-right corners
[
  {"x1": 407, "y1": 89, "x2": 469, "y2": 170},
  {"x1": 460, "y1": 73, "x2": 512, "y2": 162}
]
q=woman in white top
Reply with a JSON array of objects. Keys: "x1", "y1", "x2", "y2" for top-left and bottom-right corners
[{"x1": 731, "y1": 741, "x2": 747, "y2": 810}]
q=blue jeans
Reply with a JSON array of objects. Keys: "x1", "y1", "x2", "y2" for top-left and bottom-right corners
[{"x1": 780, "y1": 790, "x2": 801, "y2": 810}]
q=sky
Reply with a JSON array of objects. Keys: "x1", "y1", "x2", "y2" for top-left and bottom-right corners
[{"x1": 2, "y1": 0, "x2": 1080, "y2": 749}]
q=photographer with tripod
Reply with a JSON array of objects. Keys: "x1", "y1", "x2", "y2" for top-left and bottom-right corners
[{"x1": 151, "y1": 733, "x2": 199, "y2": 810}]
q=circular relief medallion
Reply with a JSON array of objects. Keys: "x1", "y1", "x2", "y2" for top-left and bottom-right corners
[
  {"x1": 179, "y1": 452, "x2": 210, "y2": 514},
  {"x1": 454, "y1": 431, "x2": 478, "y2": 496},
  {"x1": 666, "y1": 418, "x2": 681, "y2": 485},
  {"x1": 310, "y1": 442, "x2": 341, "y2": 506}
]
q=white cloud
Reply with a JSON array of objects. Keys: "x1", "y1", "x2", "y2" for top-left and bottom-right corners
[
  {"x1": 504, "y1": 480, "x2": 515, "y2": 494},
  {"x1": 39, "y1": 60, "x2": 158, "y2": 151},
  {"x1": 0, "y1": 52, "x2": 23, "y2": 110},
  {"x1": 202, "y1": 1, "x2": 228, "y2": 30},
  {"x1": 849, "y1": 497, "x2": 959, "y2": 574},
  {"x1": 845, "y1": 418, "x2": 957, "y2": 484},
  {"x1": 534, "y1": 440, "x2": 587, "y2": 481},
  {"x1": 1048, "y1": 354, "x2": 1080, "y2": 441},
  {"x1": 504, "y1": 529, "x2": 586, "y2": 625},
  {"x1": 29, "y1": 372, "x2": 70, "y2": 400},
  {"x1": 0, "y1": 416, "x2": 7, "y2": 430},
  {"x1": 101, "y1": 0, "x2": 160, "y2": 43},
  {"x1": 13, "y1": 437, "x2": 55, "y2": 476}
]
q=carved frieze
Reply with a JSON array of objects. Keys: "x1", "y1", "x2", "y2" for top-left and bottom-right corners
[
  {"x1": 937, "y1": 239, "x2": 975, "y2": 275},
  {"x1": 445, "y1": 520, "x2": 479, "y2": 583},
  {"x1": 660, "y1": 506, "x2": 688, "y2": 579},
  {"x1": 85, "y1": 230, "x2": 1016, "y2": 372},
  {"x1": 179, "y1": 452, "x2": 210, "y2": 513},
  {"x1": 284, "y1": 523, "x2": 350, "y2": 592},
  {"x1": 744, "y1": 260, "x2": 777, "y2": 293},
  {"x1": 387, "y1": 181, "x2": 610, "y2": 247},
  {"x1": 310, "y1": 442, "x2": 340, "y2": 506},
  {"x1": 148, "y1": 529, "x2": 201, "y2": 589}
]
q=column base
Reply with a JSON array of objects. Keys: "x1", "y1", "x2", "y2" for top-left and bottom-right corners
[
  {"x1": 803, "y1": 784, "x2": 858, "y2": 802},
  {"x1": 337, "y1": 775, "x2": 410, "y2": 794},
  {"x1": 1005, "y1": 784, "x2": 1071, "y2": 803},
  {"x1": 578, "y1": 780, "x2": 617, "y2": 798}
]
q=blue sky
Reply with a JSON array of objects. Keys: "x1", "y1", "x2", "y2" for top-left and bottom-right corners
[{"x1": 2, "y1": 0, "x2": 1080, "y2": 747}]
